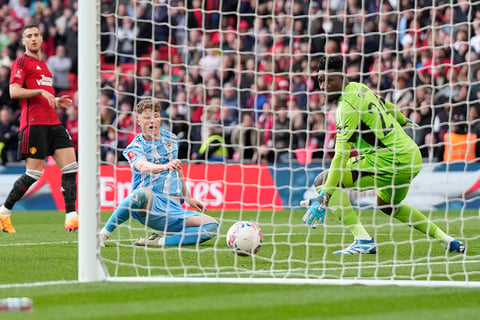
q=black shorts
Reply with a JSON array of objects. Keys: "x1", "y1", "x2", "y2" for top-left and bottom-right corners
[{"x1": 18, "y1": 124, "x2": 74, "y2": 160}]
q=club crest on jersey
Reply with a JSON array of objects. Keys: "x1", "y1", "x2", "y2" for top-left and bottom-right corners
[
  {"x1": 164, "y1": 140, "x2": 175, "y2": 153},
  {"x1": 29, "y1": 147, "x2": 37, "y2": 154},
  {"x1": 336, "y1": 125, "x2": 348, "y2": 133},
  {"x1": 126, "y1": 150, "x2": 137, "y2": 161}
]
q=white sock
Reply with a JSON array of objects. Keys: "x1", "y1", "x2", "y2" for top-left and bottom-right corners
[
  {"x1": 0, "y1": 205, "x2": 11, "y2": 216},
  {"x1": 65, "y1": 211, "x2": 77, "y2": 220},
  {"x1": 442, "y1": 236, "x2": 455, "y2": 248},
  {"x1": 157, "y1": 237, "x2": 165, "y2": 246},
  {"x1": 354, "y1": 234, "x2": 372, "y2": 241},
  {"x1": 100, "y1": 227, "x2": 111, "y2": 237}
]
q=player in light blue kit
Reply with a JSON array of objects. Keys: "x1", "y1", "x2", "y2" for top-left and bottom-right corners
[{"x1": 98, "y1": 99, "x2": 218, "y2": 247}]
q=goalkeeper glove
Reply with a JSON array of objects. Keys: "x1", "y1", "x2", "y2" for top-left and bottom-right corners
[{"x1": 300, "y1": 190, "x2": 330, "y2": 228}]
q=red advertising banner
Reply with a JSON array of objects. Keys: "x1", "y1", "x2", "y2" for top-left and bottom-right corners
[{"x1": 42, "y1": 164, "x2": 284, "y2": 211}]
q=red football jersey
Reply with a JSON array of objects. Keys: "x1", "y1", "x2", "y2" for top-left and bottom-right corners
[{"x1": 10, "y1": 54, "x2": 61, "y2": 130}]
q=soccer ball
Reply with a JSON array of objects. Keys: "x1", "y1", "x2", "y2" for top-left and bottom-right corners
[{"x1": 226, "y1": 221, "x2": 263, "y2": 256}]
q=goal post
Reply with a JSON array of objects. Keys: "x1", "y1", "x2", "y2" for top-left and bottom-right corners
[
  {"x1": 78, "y1": 0, "x2": 106, "y2": 282},
  {"x1": 77, "y1": 0, "x2": 480, "y2": 286}
]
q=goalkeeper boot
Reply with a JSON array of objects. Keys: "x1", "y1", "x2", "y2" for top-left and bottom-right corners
[
  {"x1": 134, "y1": 233, "x2": 162, "y2": 247},
  {"x1": 65, "y1": 215, "x2": 79, "y2": 232},
  {"x1": 333, "y1": 238, "x2": 377, "y2": 255},
  {"x1": 444, "y1": 239, "x2": 466, "y2": 253},
  {"x1": 0, "y1": 214, "x2": 16, "y2": 233}
]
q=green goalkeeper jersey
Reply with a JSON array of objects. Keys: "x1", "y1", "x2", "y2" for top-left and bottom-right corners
[{"x1": 323, "y1": 81, "x2": 421, "y2": 194}]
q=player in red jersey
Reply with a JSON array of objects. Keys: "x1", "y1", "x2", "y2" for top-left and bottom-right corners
[{"x1": 0, "y1": 23, "x2": 79, "y2": 233}]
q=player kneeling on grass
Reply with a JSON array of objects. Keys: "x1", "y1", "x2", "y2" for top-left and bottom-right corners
[
  {"x1": 98, "y1": 99, "x2": 218, "y2": 247},
  {"x1": 301, "y1": 55, "x2": 465, "y2": 255}
]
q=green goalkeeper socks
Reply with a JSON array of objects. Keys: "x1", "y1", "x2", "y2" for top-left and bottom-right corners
[
  {"x1": 329, "y1": 189, "x2": 371, "y2": 240},
  {"x1": 324, "y1": 188, "x2": 449, "y2": 242},
  {"x1": 393, "y1": 204, "x2": 448, "y2": 241}
]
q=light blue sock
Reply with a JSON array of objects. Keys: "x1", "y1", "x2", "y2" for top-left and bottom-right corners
[
  {"x1": 104, "y1": 189, "x2": 148, "y2": 233},
  {"x1": 164, "y1": 222, "x2": 219, "y2": 246}
]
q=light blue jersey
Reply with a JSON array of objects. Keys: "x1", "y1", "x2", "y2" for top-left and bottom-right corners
[{"x1": 123, "y1": 130, "x2": 182, "y2": 197}]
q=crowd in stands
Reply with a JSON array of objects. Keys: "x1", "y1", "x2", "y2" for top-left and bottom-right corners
[{"x1": 1, "y1": 0, "x2": 480, "y2": 167}]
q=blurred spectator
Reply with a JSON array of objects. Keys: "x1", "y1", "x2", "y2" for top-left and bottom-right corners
[
  {"x1": 237, "y1": 56, "x2": 255, "y2": 109},
  {"x1": 10, "y1": 0, "x2": 29, "y2": 21},
  {"x1": 205, "y1": 77, "x2": 221, "y2": 100},
  {"x1": 117, "y1": 16, "x2": 137, "y2": 63},
  {"x1": 100, "y1": 91, "x2": 116, "y2": 141},
  {"x1": 0, "y1": 65, "x2": 14, "y2": 109},
  {"x1": 170, "y1": 0, "x2": 187, "y2": 46},
  {"x1": 305, "y1": 108, "x2": 326, "y2": 161},
  {"x1": 188, "y1": 84, "x2": 205, "y2": 153},
  {"x1": 134, "y1": 3, "x2": 153, "y2": 56},
  {"x1": 0, "y1": 107, "x2": 18, "y2": 165},
  {"x1": 469, "y1": 105, "x2": 480, "y2": 139},
  {"x1": 191, "y1": 119, "x2": 228, "y2": 162},
  {"x1": 118, "y1": 69, "x2": 144, "y2": 105},
  {"x1": 215, "y1": 53, "x2": 235, "y2": 84},
  {"x1": 248, "y1": 75, "x2": 269, "y2": 120},
  {"x1": 470, "y1": 19, "x2": 480, "y2": 55},
  {"x1": 200, "y1": 97, "x2": 221, "y2": 141},
  {"x1": 64, "y1": 105, "x2": 78, "y2": 156},
  {"x1": 153, "y1": 0, "x2": 169, "y2": 46},
  {"x1": 0, "y1": 24, "x2": 12, "y2": 54},
  {"x1": 100, "y1": 14, "x2": 116, "y2": 64},
  {"x1": 290, "y1": 69, "x2": 308, "y2": 109},
  {"x1": 198, "y1": 45, "x2": 221, "y2": 80},
  {"x1": 165, "y1": 91, "x2": 189, "y2": 159},
  {"x1": 46, "y1": 45, "x2": 72, "y2": 94},
  {"x1": 271, "y1": 105, "x2": 292, "y2": 163},
  {"x1": 64, "y1": 14, "x2": 78, "y2": 73},
  {"x1": 55, "y1": 5, "x2": 75, "y2": 37},
  {"x1": 257, "y1": 100, "x2": 274, "y2": 162},
  {"x1": 286, "y1": 94, "x2": 306, "y2": 149},
  {"x1": 116, "y1": 101, "x2": 136, "y2": 152},
  {"x1": 231, "y1": 112, "x2": 262, "y2": 163},
  {"x1": 7, "y1": 29, "x2": 22, "y2": 60},
  {"x1": 443, "y1": 113, "x2": 480, "y2": 162},
  {"x1": 101, "y1": 127, "x2": 118, "y2": 164},
  {"x1": 419, "y1": 48, "x2": 456, "y2": 87},
  {"x1": 221, "y1": 81, "x2": 239, "y2": 128},
  {"x1": 434, "y1": 67, "x2": 468, "y2": 106},
  {"x1": 384, "y1": 75, "x2": 414, "y2": 113}
]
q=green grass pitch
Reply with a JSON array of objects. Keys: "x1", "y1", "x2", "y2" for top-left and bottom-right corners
[{"x1": 0, "y1": 210, "x2": 479, "y2": 320}]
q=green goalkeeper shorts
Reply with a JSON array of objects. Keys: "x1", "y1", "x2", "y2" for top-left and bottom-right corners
[{"x1": 341, "y1": 150, "x2": 423, "y2": 205}]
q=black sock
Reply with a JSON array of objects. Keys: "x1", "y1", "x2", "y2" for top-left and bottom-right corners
[
  {"x1": 62, "y1": 172, "x2": 77, "y2": 213},
  {"x1": 4, "y1": 174, "x2": 37, "y2": 209}
]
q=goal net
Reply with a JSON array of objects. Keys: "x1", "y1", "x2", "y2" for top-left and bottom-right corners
[{"x1": 79, "y1": 0, "x2": 480, "y2": 286}]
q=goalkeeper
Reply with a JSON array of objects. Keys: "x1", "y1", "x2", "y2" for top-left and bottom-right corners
[
  {"x1": 98, "y1": 99, "x2": 218, "y2": 247},
  {"x1": 301, "y1": 55, "x2": 465, "y2": 255}
]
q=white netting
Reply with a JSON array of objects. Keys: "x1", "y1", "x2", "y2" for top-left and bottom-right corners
[{"x1": 95, "y1": 0, "x2": 480, "y2": 286}]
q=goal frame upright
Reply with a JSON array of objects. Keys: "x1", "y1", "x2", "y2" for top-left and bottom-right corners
[{"x1": 78, "y1": 0, "x2": 106, "y2": 282}]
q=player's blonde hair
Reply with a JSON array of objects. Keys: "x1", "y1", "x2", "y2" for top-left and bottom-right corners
[{"x1": 135, "y1": 99, "x2": 161, "y2": 114}]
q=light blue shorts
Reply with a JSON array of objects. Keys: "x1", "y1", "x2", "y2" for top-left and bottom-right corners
[{"x1": 132, "y1": 193, "x2": 201, "y2": 233}]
